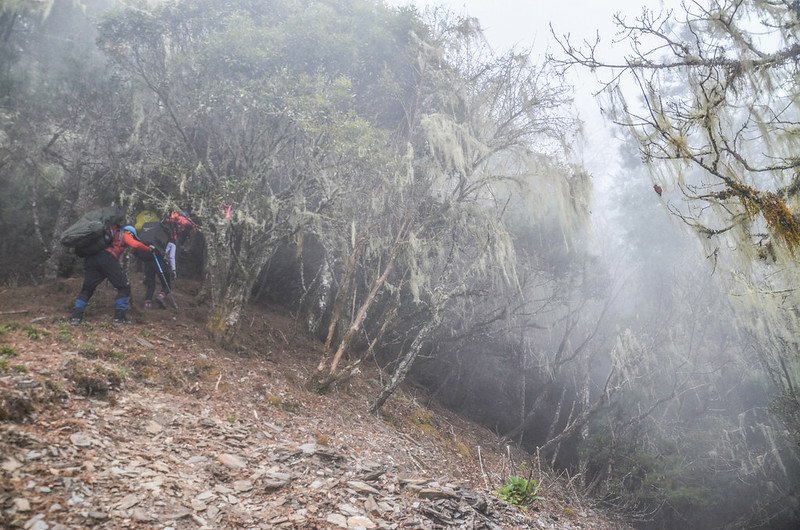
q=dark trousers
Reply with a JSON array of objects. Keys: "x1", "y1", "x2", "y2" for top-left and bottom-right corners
[
  {"x1": 74, "y1": 251, "x2": 131, "y2": 311},
  {"x1": 143, "y1": 254, "x2": 171, "y2": 300}
]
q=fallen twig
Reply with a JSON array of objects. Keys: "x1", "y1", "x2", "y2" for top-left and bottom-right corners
[
  {"x1": 0, "y1": 309, "x2": 29, "y2": 316},
  {"x1": 405, "y1": 449, "x2": 427, "y2": 473},
  {"x1": 276, "y1": 329, "x2": 288, "y2": 344},
  {"x1": 478, "y1": 445, "x2": 491, "y2": 490}
]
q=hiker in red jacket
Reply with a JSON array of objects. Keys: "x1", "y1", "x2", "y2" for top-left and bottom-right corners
[
  {"x1": 163, "y1": 210, "x2": 197, "y2": 280},
  {"x1": 70, "y1": 225, "x2": 154, "y2": 325}
]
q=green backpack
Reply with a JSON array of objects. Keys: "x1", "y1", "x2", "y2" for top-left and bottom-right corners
[{"x1": 60, "y1": 206, "x2": 124, "y2": 257}]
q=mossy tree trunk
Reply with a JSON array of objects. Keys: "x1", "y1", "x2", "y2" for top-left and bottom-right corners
[{"x1": 204, "y1": 219, "x2": 275, "y2": 346}]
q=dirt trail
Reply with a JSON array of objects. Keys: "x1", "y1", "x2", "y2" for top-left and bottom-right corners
[{"x1": 0, "y1": 279, "x2": 626, "y2": 529}]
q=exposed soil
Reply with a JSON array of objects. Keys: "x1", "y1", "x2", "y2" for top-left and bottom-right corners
[{"x1": 0, "y1": 278, "x2": 628, "y2": 529}]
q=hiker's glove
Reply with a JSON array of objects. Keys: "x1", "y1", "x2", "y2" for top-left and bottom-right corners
[{"x1": 149, "y1": 245, "x2": 160, "y2": 256}]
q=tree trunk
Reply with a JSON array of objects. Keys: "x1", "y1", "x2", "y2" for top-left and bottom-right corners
[
  {"x1": 518, "y1": 346, "x2": 527, "y2": 446},
  {"x1": 369, "y1": 312, "x2": 441, "y2": 413},
  {"x1": 30, "y1": 176, "x2": 46, "y2": 252},
  {"x1": 204, "y1": 225, "x2": 258, "y2": 345},
  {"x1": 547, "y1": 389, "x2": 568, "y2": 439},
  {"x1": 205, "y1": 251, "x2": 252, "y2": 344},
  {"x1": 206, "y1": 286, "x2": 248, "y2": 344},
  {"x1": 327, "y1": 256, "x2": 396, "y2": 374},
  {"x1": 316, "y1": 234, "x2": 366, "y2": 370},
  {"x1": 315, "y1": 216, "x2": 411, "y2": 379},
  {"x1": 505, "y1": 386, "x2": 550, "y2": 442},
  {"x1": 537, "y1": 394, "x2": 607, "y2": 456}
]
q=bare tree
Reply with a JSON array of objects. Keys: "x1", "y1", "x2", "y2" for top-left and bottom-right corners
[{"x1": 551, "y1": 0, "x2": 800, "y2": 448}]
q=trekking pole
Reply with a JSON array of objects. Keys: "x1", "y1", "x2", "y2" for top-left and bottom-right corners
[{"x1": 153, "y1": 253, "x2": 179, "y2": 309}]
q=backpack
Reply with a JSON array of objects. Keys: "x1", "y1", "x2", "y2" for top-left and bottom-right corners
[
  {"x1": 60, "y1": 206, "x2": 124, "y2": 258},
  {"x1": 134, "y1": 210, "x2": 160, "y2": 231},
  {"x1": 134, "y1": 221, "x2": 170, "y2": 261}
]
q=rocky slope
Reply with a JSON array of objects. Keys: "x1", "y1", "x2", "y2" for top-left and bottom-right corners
[{"x1": 0, "y1": 279, "x2": 627, "y2": 529}]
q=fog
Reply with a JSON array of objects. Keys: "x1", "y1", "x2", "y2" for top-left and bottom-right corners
[{"x1": 1, "y1": 1, "x2": 799, "y2": 528}]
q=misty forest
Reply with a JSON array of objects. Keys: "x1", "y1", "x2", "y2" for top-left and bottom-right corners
[{"x1": 1, "y1": 0, "x2": 799, "y2": 528}]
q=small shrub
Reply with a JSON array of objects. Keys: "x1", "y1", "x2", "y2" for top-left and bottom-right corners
[
  {"x1": 188, "y1": 358, "x2": 219, "y2": 381},
  {"x1": 12, "y1": 364, "x2": 27, "y2": 373},
  {"x1": 454, "y1": 440, "x2": 471, "y2": 458},
  {"x1": 409, "y1": 408, "x2": 442, "y2": 440},
  {"x1": 266, "y1": 393, "x2": 283, "y2": 406},
  {"x1": 56, "y1": 327, "x2": 72, "y2": 343},
  {"x1": 0, "y1": 322, "x2": 20, "y2": 335},
  {"x1": 497, "y1": 476, "x2": 540, "y2": 507},
  {"x1": 0, "y1": 358, "x2": 8, "y2": 372},
  {"x1": 24, "y1": 325, "x2": 49, "y2": 340},
  {"x1": 44, "y1": 380, "x2": 68, "y2": 402},
  {"x1": 107, "y1": 350, "x2": 125, "y2": 361},
  {"x1": 0, "y1": 390, "x2": 35, "y2": 422},
  {"x1": 0, "y1": 346, "x2": 16, "y2": 357},
  {"x1": 314, "y1": 430, "x2": 331, "y2": 445},
  {"x1": 63, "y1": 358, "x2": 124, "y2": 397},
  {"x1": 78, "y1": 343, "x2": 100, "y2": 359},
  {"x1": 127, "y1": 353, "x2": 158, "y2": 381}
]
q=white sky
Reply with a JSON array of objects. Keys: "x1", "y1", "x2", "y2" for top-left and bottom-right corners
[{"x1": 389, "y1": 0, "x2": 670, "y2": 55}]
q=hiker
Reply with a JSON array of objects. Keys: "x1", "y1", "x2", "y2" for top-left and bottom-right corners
[
  {"x1": 134, "y1": 221, "x2": 173, "y2": 309},
  {"x1": 70, "y1": 225, "x2": 156, "y2": 325},
  {"x1": 163, "y1": 210, "x2": 197, "y2": 280}
]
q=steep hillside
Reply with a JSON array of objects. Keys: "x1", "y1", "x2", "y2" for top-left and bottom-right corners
[{"x1": 0, "y1": 279, "x2": 626, "y2": 529}]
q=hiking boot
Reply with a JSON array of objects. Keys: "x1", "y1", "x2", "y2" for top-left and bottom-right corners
[
  {"x1": 113, "y1": 309, "x2": 131, "y2": 325},
  {"x1": 155, "y1": 292, "x2": 167, "y2": 309},
  {"x1": 144, "y1": 300, "x2": 153, "y2": 310},
  {"x1": 69, "y1": 308, "x2": 84, "y2": 326}
]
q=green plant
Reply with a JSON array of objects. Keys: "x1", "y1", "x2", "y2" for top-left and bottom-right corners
[
  {"x1": 0, "y1": 322, "x2": 20, "y2": 336},
  {"x1": 12, "y1": 364, "x2": 27, "y2": 373},
  {"x1": 78, "y1": 343, "x2": 99, "y2": 358},
  {"x1": 107, "y1": 350, "x2": 125, "y2": 361},
  {"x1": 56, "y1": 326, "x2": 72, "y2": 343},
  {"x1": 497, "y1": 476, "x2": 540, "y2": 507},
  {"x1": 226, "y1": 414, "x2": 238, "y2": 424},
  {"x1": 24, "y1": 325, "x2": 49, "y2": 340},
  {"x1": 0, "y1": 346, "x2": 17, "y2": 357},
  {"x1": 0, "y1": 358, "x2": 8, "y2": 371}
]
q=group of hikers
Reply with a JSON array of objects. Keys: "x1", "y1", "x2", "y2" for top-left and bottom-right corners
[{"x1": 65, "y1": 208, "x2": 197, "y2": 325}]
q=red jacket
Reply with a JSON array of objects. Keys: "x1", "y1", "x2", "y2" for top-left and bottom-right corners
[
  {"x1": 105, "y1": 227, "x2": 151, "y2": 259},
  {"x1": 166, "y1": 211, "x2": 197, "y2": 242}
]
